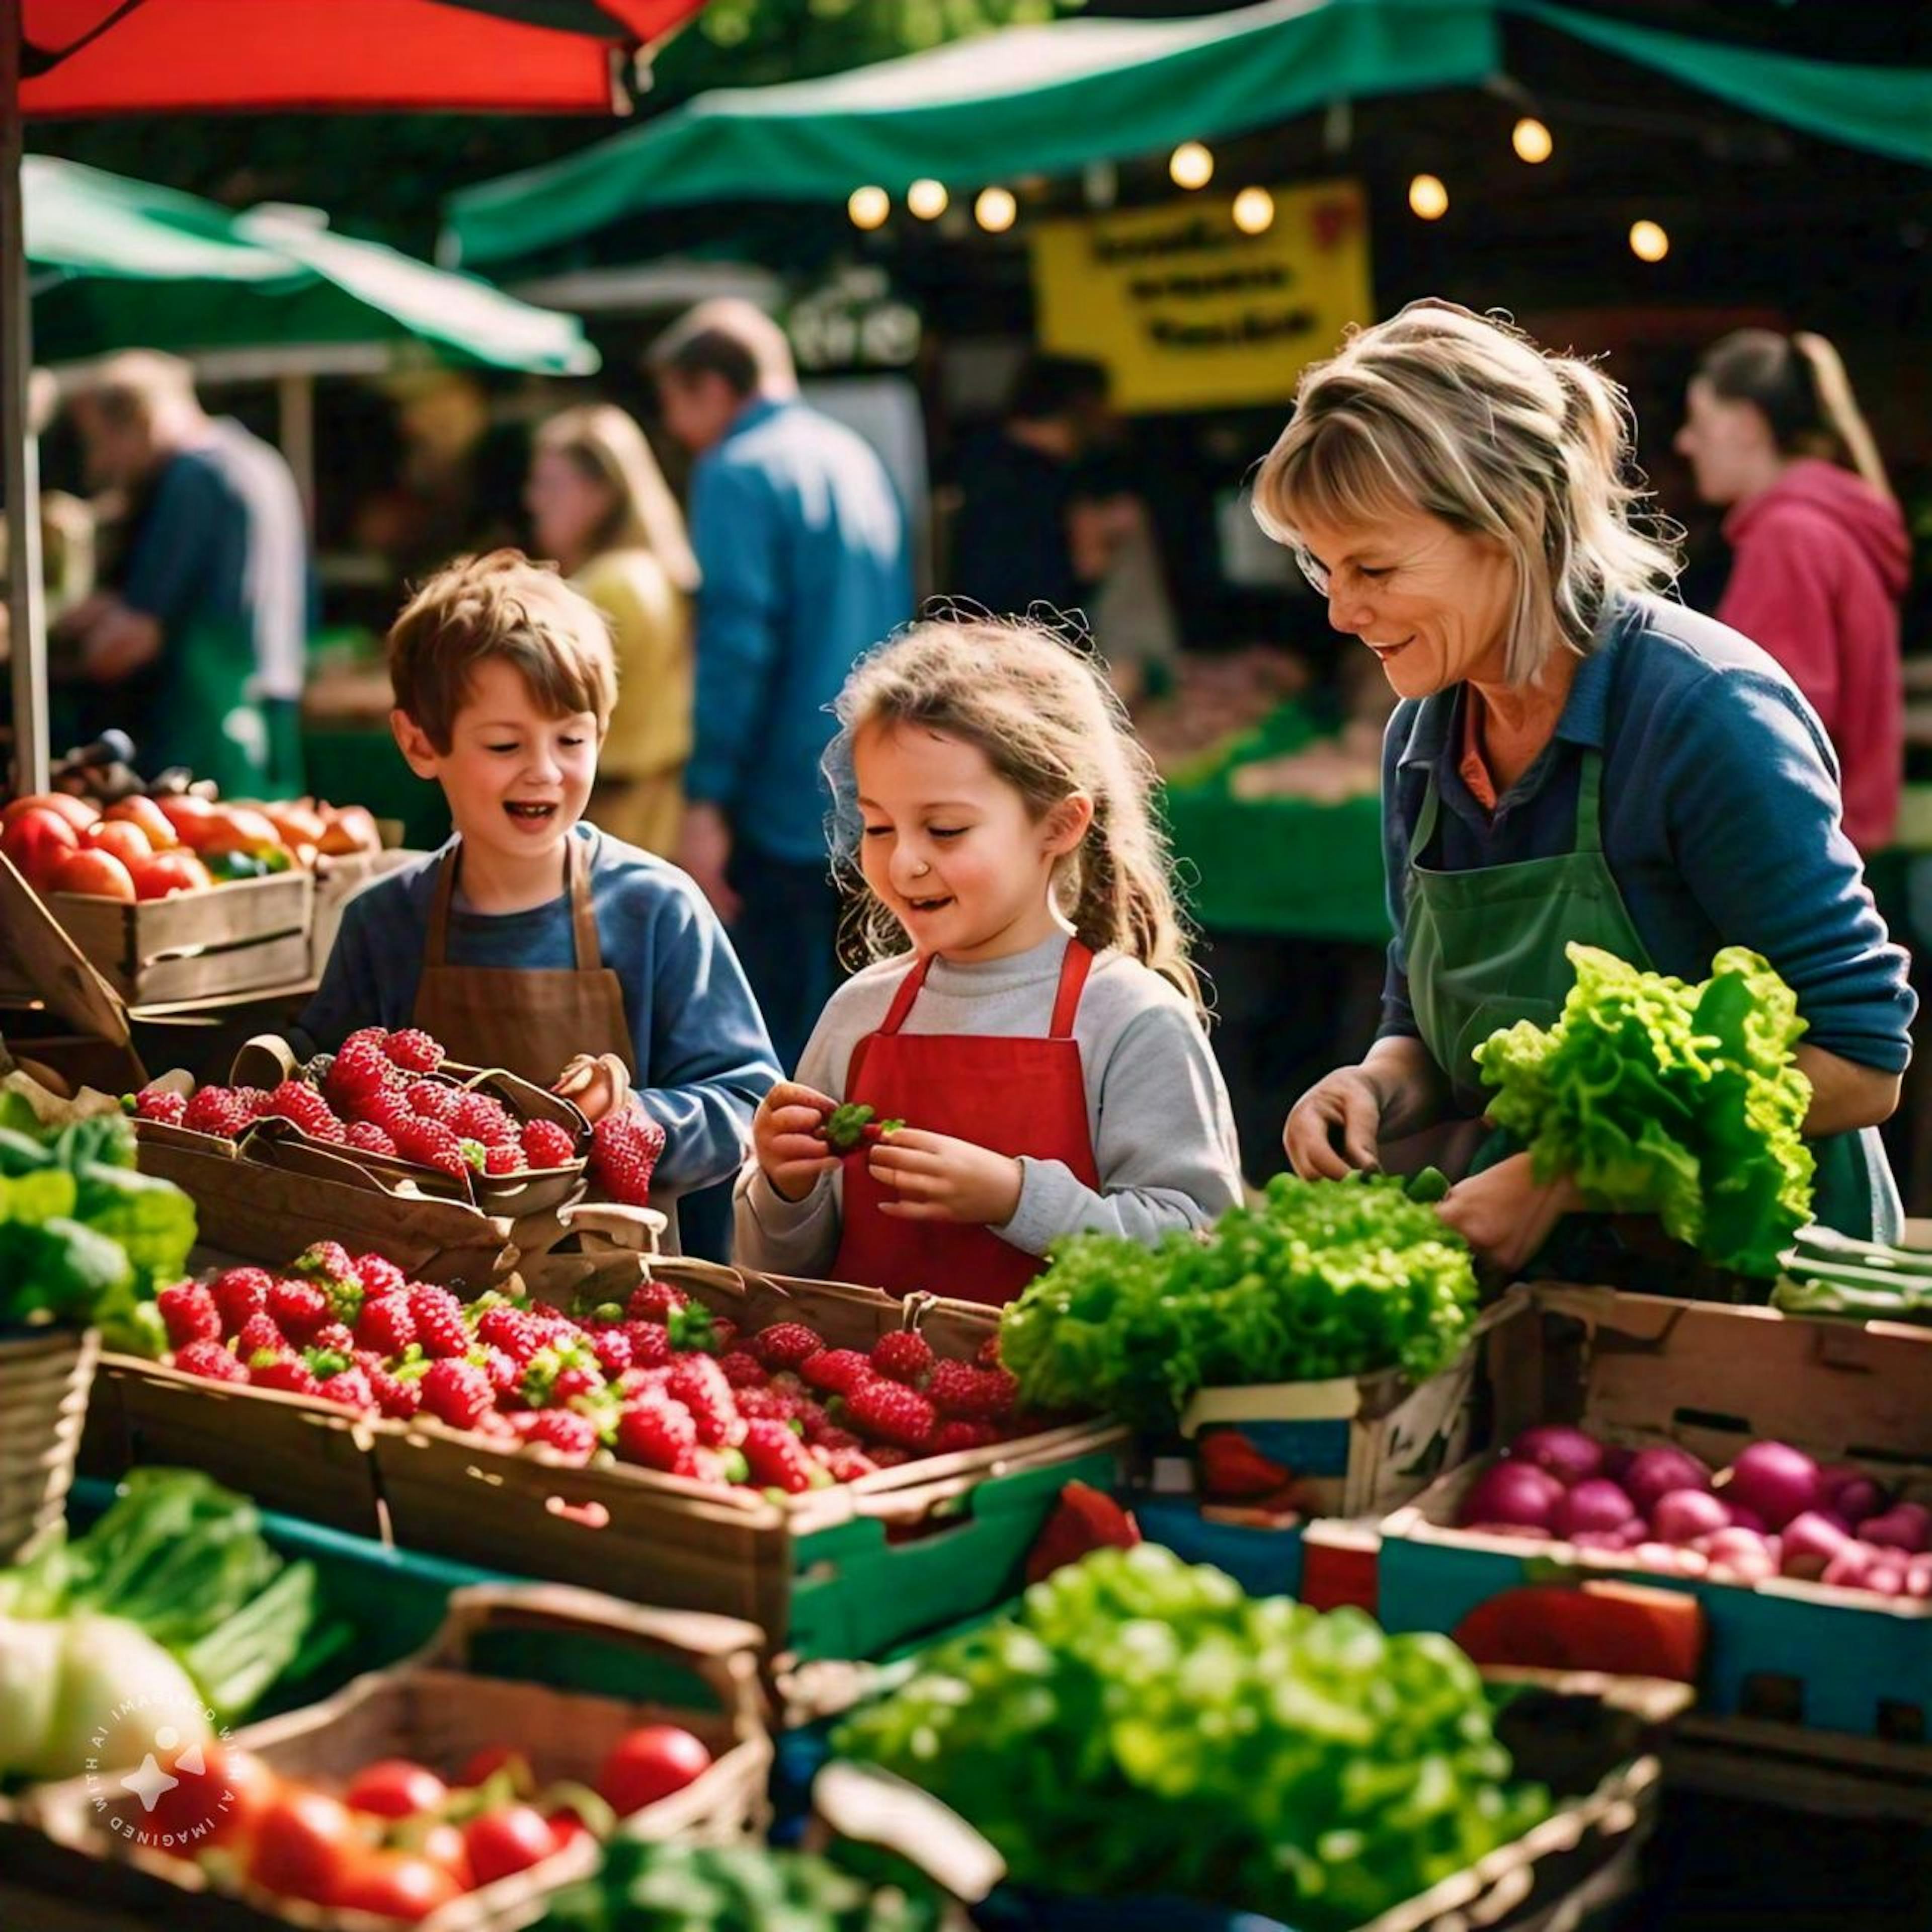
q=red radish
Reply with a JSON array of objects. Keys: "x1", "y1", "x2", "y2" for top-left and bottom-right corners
[
  {"x1": 1822, "y1": 1543, "x2": 1878, "y2": 1590},
  {"x1": 1625, "y1": 1446, "x2": 1712, "y2": 1515},
  {"x1": 1633, "y1": 1541, "x2": 1707, "y2": 1578},
  {"x1": 1723, "y1": 1441, "x2": 1823, "y2": 1531},
  {"x1": 1506, "y1": 1425, "x2": 1604, "y2": 1487},
  {"x1": 1602, "y1": 1443, "x2": 1636, "y2": 1482},
  {"x1": 1865, "y1": 1558, "x2": 1906, "y2": 1596},
  {"x1": 1568, "y1": 1529, "x2": 1631, "y2": 1554},
  {"x1": 462, "y1": 1806, "x2": 560, "y2": 1886},
  {"x1": 1651, "y1": 1489, "x2": 1733, "y2": 1546},
  {"x1": 1705, "y1": 1526, "x2": 1779, "y2": 1582},
  {"x1": 1553, "y1": 1478, "x2": 1638, "y2": 1540},
  {"x1": 1460, "y1": 1461, "x2": 1565, "y2": 1531},
  {"x1": 1781, "y1": 1511, "x2": 1856, "y2": 1580},
  {"x1": 1818, "y1": 1466, "x2": 1888, "y2": 1525},
  {"x1": 1859, "y1": 1502, "x2": 1931, "y2": 1554},
  {"x1": 1906, "y1": 1554, "x2": 1932, "y2": 1600},
  {"x1": 1465, "y1": 1521, "x2": 1554, "y2": 1541}
]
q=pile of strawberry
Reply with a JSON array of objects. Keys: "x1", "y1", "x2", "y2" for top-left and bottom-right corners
[{"x1": 163, "y1": 1245, "x2": 1025, "y2": 1496}]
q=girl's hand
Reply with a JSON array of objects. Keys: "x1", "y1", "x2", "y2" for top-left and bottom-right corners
[
  {"x1": 1283, "y1": 1066, "x2": 1387, "y2": 1179},
  {"x1": 1435, "y1": 1154, "x2": 1582, "y2": 1275},
  {"x1": 552, "y1": 1052, "x2": 630, "y2": 1123},
  {"x1": 866, "y1": 1128, "x2": 1024, "y2": 1227},
  {"x1": 753, "y1": 1081, "x2": 842, "y2": 1202}
]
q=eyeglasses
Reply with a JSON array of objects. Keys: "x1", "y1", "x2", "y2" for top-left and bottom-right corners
[{"x1": 1291, "y1": 546, "x2": 1332, "y2": 597}]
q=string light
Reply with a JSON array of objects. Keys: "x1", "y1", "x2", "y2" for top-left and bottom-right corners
[
  {"x1": 1170, "y1": 141, "x2": 1215, "y2": 191},
  {"x1": 1629, "y1": 218, "x2": 1669, "y2": 262},
  {"x1": 847, "y1": 185, "x2": 889, "y2": 230},
  {"x1": 1512, "y1": 117, "x2": 1553, "y2": 164},
  {"x1": 1231, "y1": 186, "x2": 1275, "y2": 236},
  {"x1": 1408, "y1": 173, "x2": 1449, "y2": 221},
  {"x1": 907, "y1": 179, "x2": 949, "y2": 220},
  {"x1": 975, "y1": 186, "x2": 1017, "y2": 233}
]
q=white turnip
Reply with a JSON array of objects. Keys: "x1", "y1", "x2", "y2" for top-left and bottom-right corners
[
  {"x1": 1859, "y1": 1503, "x2": 1931, "y2": 1554},
  {"x1": 1554, "y1": 1478, "x2": 1639, "y2": 1540},
  {"x1": 1506, "y1": 1425, "x2": 1605, "y2": 1487},
  {"x1": 1651, "y1": 1488, "x2": 1732, "y2": 1545},
  {"x1": 1625, "y1": 1446, "x2": 1712, "y2": 1515},
  {"x1": 1460, "y1": 1461, "x2": 1565, "y2": 1531}
]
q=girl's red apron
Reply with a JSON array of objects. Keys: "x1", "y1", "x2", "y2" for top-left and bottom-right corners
[{"x1": 831, "y1": 940, "x2": 1100, "y2": 1307}]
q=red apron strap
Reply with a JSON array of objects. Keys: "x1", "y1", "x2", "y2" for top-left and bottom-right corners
[
  {"x1": 1050, "y1": 940, "x2": 1095, "y2": 1039},
  {"x1": 876, "y1": 952, "x2": 935, "y2": 1036},
  {"x1": 424, "y1": 848, "x2": 459, "y2": 969},
  {"x1": 567, "y1": 835, "x2": 603, "y2": 971}
]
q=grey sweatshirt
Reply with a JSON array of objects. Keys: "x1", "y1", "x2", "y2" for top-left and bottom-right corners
[{"x1": 734, "y1": 932, "x2": 1244, "y2": 1278}]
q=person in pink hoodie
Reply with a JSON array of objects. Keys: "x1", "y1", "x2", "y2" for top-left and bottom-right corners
[{"x1": 1677, "y1": 329, "x2": 1909, "y2": 852}]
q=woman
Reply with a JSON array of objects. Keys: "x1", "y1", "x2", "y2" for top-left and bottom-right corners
[
  {"x1": 1256, "y1": 301, "x2": 1914, "y2": 1274},
  {"x1": 1675, "y1": 330, "x2": 1908, "y2": 854},
  {"x1": 526, "y1": 404, "x2": 700, "y2": 856}
]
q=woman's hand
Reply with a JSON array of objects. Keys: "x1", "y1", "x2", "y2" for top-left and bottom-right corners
[
  {"x1": 1284, "y1": 1067, "x2": 1388, "y2": 1179},
  {"x1": 865, "y1": 1129, "x2": 1024, "y2": 1227},
  {"x1": 753, "y1": 1080, "x2": 841, "y2": 1202},
  {"x1": 552, "y1": 1052, "x2": 630, "y2": 1123},
  {"x1": 1435, "y1": 1153, "x2": 1582, "y2": 1274}
]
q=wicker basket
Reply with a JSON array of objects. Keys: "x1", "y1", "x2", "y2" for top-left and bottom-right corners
[
  {"x1": 0, "y1": 1324, "x2": 100, "y2": 1565},
  {"x1": 25, "y1": 1582, "x2": 773, "y2": 1932}
]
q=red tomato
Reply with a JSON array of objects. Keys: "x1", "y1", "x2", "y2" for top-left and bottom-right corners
[
  {"x1": 462, "y1": 1805, "x2": 560, "y2": 1886},
  {"x1": 414, "y1": 1820, "x2": 474, "y2": 1890},
  {"x1": 2, "y1": 808, "x2": 79, "y2": 887},
  {"x1": 104, "y1": 794, "x2": 180, "y2": 847},
  {"x1": 454, "y1": 1744, "x2": 529, "y2": 1791},
  {"x1": 3, "y1": 791, "x2": 98, "y2": 831},
  {"x1": 332, "y1": 1851, "x2": 464, "y2": 1922},
  {"x1": 83, "y1": 818, "x2": 154, "y2": 866},
  {"x1": 47, "y1": 846, "x2": 137, "y2": 900},
  {"x1": 344, "y1": 1757, "x2": 450, "y2": 1820},
  {"x1": 148, "y1": 1743, "x2": 278, "y2": 1852},
  {"x1": 247, "y1": 1789, "x2": 367, "y2": 1905},
  {"x1": 596, "y1": 1725, "x2": 714, "y2": 1816},
  {"x1": 127, "y1": 849, "x2": 214, "y2": 901}
]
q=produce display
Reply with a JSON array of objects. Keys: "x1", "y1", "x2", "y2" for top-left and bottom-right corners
[
  {"x1": 834, "y1": 1545, "x2": 1550, "y2": 1932},
  {"x1": 1774, "y1": 1224, "x2": 1932, "y2": 1324},
  {"x1": 0, "y1": 1470, "x2": 333, "y2": 1781},
  {"x1": 163, "y1": 1247, "x2": 1031, "y2": 1488},
  {"x1": 0, "y1": 1094, "x2": 195, "y2": 1353},
  {"x1": 141, "y1": 1722, "x2": 716, "y2": 1921},
  {"x1": 1458, "y1": 1425, "x2": 1930, "y2": 1599},
  {"x1": 998, "y1": 1171, "x2": 1477, "y2": 1428},
  {"x1": 1477, "y1": 944, "x2": 1814, "y2": 1278}
]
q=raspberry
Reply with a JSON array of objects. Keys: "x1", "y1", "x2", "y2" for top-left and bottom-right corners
[
  {"x1": 520, "y1": 1118, "x2": 577, "y2": 1169},
  {"x1": 666, "y1": 1356, "x2": 745, "y2": 1448},
  {"x1": 483, "y1": 1144, "x2": 522, "y2": 1177},
  {"x1": 384, "y1": 1028, "x2": 445, "y2": 1074},
  {"x1": 843, "y1": 1379, "x2": 938, "y2": 1452},
  {"x1": 173, "y1": 1338, "x2": 246, "y2": 1384},
  {"x1": 590, "y1": 1327, "x2": 633, "y2": 1378},
  {"x1": 262, "y1": 1080, "x2": 344, "y2": 1143},
  {"x1": 419, "y1": 1359, "x2": 494, "y2": 1432},
  {"x1": 354, "y1": 1295, "x2": 417, "y2": 1357},
  {"x1": 248, "y1": 1351, "x2": 320, "y2": 1397},
  {"x1": 268, "y1": 1277, "x2": 329, "y2": 1342},
  {"x1": 132, "y1": 1084, "x2": 187, "y2": 1125},
  {"x1": 928, "y1": 1361, "x2": 1017, "y2": 1423},
  {"x1": 208, "y1": 1266, "x2": 274, "y2": 1335},
  {"x1": 741, "y1": 1419, "x2": 816, "y2": 1494},
  {"x1": 475, "y1": 1304, "x2": 545, "y2": 1364},
  {"x1": 370, "y1": 1369, "x2": 422, "y2": 1420},
  {"x1": 409, "y1": 1286, "x2": 471, "y2": 1359},
  {"x1": 316, "y1": 1367, "x2": 374, "y2": 1413},
  {"x1": 934, "y1": 1420, "x2": 1000, "y2": 1455},
  {"x1": 519, "y1": 1410, "x2": 600, "y2": 1464},
  {"x1": 869, "y1": 1332, "x2": 935, "y2": 1388},
  {"x1": 234, "y1": 1311, "x2": 287, "y2": 1359},
  {"x1": 590, "y1": 1106, "x2": 666, "y2": 1207},
  {"x1": 393, "y1": 1117, "x2": 467, "y2": 1179},
  {"x1": 750, "y1": 1322, "x2": 824, "y2": 1372},
  {"x1": 450, "y1": 1091, "x2": 518, "y2": 1147},
  {"x1": 718, "y1": 1351, "x2": 768, "y2": 1389},
  {"x1": 344, "y1": 1121, "x2": 398, "y2": 1158},
  {"x1": 183, "y1": 1085, "x2": 253, "y2": 1138},
  {"x1": 353, "y1": 1088, "x2": 415, "y2": 1140},
  {"x1": 799, "y1": 1349, "x2": 872, "y2": 1399},
  {"x1": 624, "y1": 1321, "x2": 672, "y2": 1369},
  {"x1": 327, "y1": 1033, "x2": 396, "y2": 1109},
  {"x1": 616, "y1": 1397, "x2": 698, "y2": 1472},
  {"x1": 404, "y1": 1079, "x2": 458, "y2": 1123},
  {"x1": 626, "y1": 1280, "x2": 688, "y2": 1326},
  {"x1": 353, "y1": 1254, "x2": 409, "y2": 1298},
  {"x1": 157, "y1": 1281, "x2": 222, "y2": 1349}
]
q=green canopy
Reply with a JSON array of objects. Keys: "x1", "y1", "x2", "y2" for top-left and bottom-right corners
[
  {"x1": 27, "y1": 154, "x2": 598, "y2": 373},
  {"x1": 445, "y1": 0, "x2": 1932, "y2": 268}
]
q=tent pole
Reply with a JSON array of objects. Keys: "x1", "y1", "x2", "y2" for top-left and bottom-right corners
[
  {"x1": 278, "y1": 371, "x2": 316, "y2": 528},
  {"x1": 2, "y1": 14, "x2": 49, "y2": 795}
]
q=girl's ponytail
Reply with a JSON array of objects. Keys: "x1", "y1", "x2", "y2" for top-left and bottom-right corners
[
  {"x1": 1791, "y1": 331, "x2": 1892, "y2": 501},
  {"x1": 1699, "y1": 327, "x2": 1892, "y2": 500}
]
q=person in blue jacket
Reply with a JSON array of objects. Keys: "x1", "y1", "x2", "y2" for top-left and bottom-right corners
[
  {"x1": 1255, "y1": 301, "x2": 1914, "y2": 1275},
  {"x1": 300, "y1": 550, "x2": 779, "y2": 1255}
]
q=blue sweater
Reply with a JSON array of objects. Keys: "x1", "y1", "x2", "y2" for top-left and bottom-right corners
[
  {"x1": 684, "y1": 398, "x2": 911, "y2": 864},
  {"x1": 1379, "y1": 595, "x2": 1916, "y2": 1075},
  {"x1": 298, "y1": 825, "x2": 780, "y2": 1198}
]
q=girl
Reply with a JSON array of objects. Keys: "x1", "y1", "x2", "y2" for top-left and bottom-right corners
[{"x1": 734, "y1": 618, "x2": 1243, "y2": 1305}]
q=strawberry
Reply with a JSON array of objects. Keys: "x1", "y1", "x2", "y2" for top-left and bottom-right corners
[
  {"x1": 799, "y1": 1349, "x2": 872, "y2": 1399},
  {"x1": 131, "y1": 1084, "x2": 187, "y2": 1125},
  {"x1": 519, "y1": 1118, "x2": 577, "y2": 1169},
  {"x1": 868, "y1": 1445, "x2": 914, "y2": 1469},
  {"x1": 262, "y1": 1080, "x2": 345, "y2": 1142},
  {"x1": 309, "y1": 1322, "x2": 357, "y2": 1358},
  {"x1": 355, "y1": 1295, "x2": 417, "y2": 1358},
  {"x1": 353, "y1": 1088, "x2": 417, "y2": 1140},
  {"x1": 740, "y1": 1419, "x2": 817, "y2": 1494},
  {"x1": 353, "y1": 1253, "x2": 409, "y2": 1298},
  {"x1": 933, "y1": 1420, "x2": 1000, "y2": 1455},
  {"x1": 248, "y1": 1351, "x2": 321, "y2": 1398},
  {"x1": 483, "y1": 1144, "x2": 522, "y2": 1177},
  {"x1": 625, "y1": 1280, "x2": 688, "y2": 1325},
  {"x1": 394, "y1": 1117, "x2": 468, "y2": 1179},
  {"x1": 590, "y1": 1106, "x2": 666, "y2": 1207},
  {"x1": 977, "y1": 1334, "x2": 1005, "y2": 1371},
  {"x1": 327, "y1": 1032, "x2": 397, "y2": 1109},
  {"x1": 1024, "y1": 1482, "x2": 1141, "y2": 1587},
  {"x1": 667, "y1": 1355, "x2": 744, "y2": 1448},
  {"x1": 370, "y1": 1368, "x2": 422, "y2": 1420},
  {"x1": 733, "y1": 1388, "x2": 794, "y2": 1424},
  {"x1": 183, "y1": 1085, "x2": 254, "y2": 1138},
  {"x1": 473, "y1": 1346, "x2": 523, "y2": 1401},
  {"x1": 210, "y1": 1266, "x2": 275, "y2": 1334},
  {"x1": 419, "y1": 1359, "x2": 494, "y2": 1432},
  {"x1": 475, "y1": 1304, "x2": 545, "y2": 1364},
  {"x1": 791, "y1": 1398, "x2": 838, "y2": 1444},
  {"x1": 817, "y1": 1444, "x2": 880, "y2": 1484},
  {"x1": 710, "y1": 1318, "x2": 739, "y2": 1354},
  {"x1": 718, "y1": 1351, "x2": 768, "y2": 1390},
  {"x1": 869, "y1": 1332, "x2": 934, "y2": 1388},
  {"x1": 344, "y1": 1121, "x2": 399, "y2": 1158},
  {"x1": 624, "y1": 1321, "x2": 672, "y2": 1369},
  {"x1": 291, "y1": 1243, "x2": 366, "y2": 1324},
  {"x1": 616, "y1": 1396, "x2": 698, "y2": 1472},
  {"x1": 589, "y1": 1327, "x2": 633, "y2": 1378},
  {"x1": 234, "y1": 1311, "x2": 287, "y2": 1359},
  {"x1": 268, "y1": 1277, "x2": 330, "y2": 1343},
  {"x1": 316, "y1": 1366, "x2": 375, "y2": 1413},
  {"x1": 843, "y1": 1379, "x2": 938, "y2": 1452},
  {"x1": 173, "y1": 1338, "x2": 246, "y2": 1384},
  {"x1": 450, "y1": 1091, "x2": 518, "y2": 1147},
  {"x1": 404, "y1": 1078, "x2": 458, "y2": 1123},
  {"x1": 409, "y1": 1285, "x2": 472, "y2": 1359},
  {"x1": 553, "y1": 1365, "x2": 604, "y2": 1406},
  {"x1": 750, "y1": 1322, "x2": 824, "y2": 1372},
  {"x1": 928, "y1": 1361, "x2": 1017, "y2": 1423},
  {"x1": 158, "y1": 1281, "x2": 222, "y2": 1348},
  {"x1": 519, "y1": 1410, "x2": 600, "y2": 1464},
  {"x1": 384, "y1": 1028, "x2": 445, "y2": 1074}
]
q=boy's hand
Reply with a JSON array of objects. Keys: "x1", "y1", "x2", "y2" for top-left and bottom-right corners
[
  {"x1": 754, "y1": 1080, "x2": 842, "y2": 1202},
  {"x1": 867, "y1": 1129, "x2": 1024, "y2": 1228},
  {"x1": 552, "y1": 1052, "x2": 631, "y2": 1123}
]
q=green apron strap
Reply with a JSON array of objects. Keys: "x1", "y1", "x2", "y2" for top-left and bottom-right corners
[
  {"x1": 1573, "y1": 751, "x2": 1606, "y2": 856},
  {"x1": 1408, "y1": 768, "x2": 1442, "y2": 865}
]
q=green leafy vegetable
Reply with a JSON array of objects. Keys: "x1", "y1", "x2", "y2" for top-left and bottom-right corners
[
  {"x1": 1476, "y1": 944, "x2": 1814, "y2": 1278},
  {"x1": 834, "y1": 1546, "x2": 1549, "y2": 1931},
  {"x1": 999, "y1": 1173, "x2": 1478, "y2": 1428}
]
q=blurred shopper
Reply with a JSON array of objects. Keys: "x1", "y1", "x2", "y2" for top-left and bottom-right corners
[
  {"x1": 58, "y1": 351, "x2": 308, "y2": 796},
  {"x1": 1677, "y1": 330, "x2": 1907, "y2": 852},
  {"x1": 649, "y1": 297, "x2": 911, "y2": 1077},
  {"x1": 528, "y1": 404, "x2": 700, "y2": 857}
]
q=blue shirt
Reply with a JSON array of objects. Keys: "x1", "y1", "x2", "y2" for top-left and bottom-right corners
[
  {"x1": 1379, "y1": 595, "x2": 1916, "y2": 1076},
  {"x1": 298, "y1": 825, "x2": 781, "y2": 1200},
  {"x1": 685, "y1": 397, "x2": 911, "y2": 864}
]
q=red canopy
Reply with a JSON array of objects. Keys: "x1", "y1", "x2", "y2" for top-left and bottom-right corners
[{"x1": 22, "y1": 0, "x2": 708, "y2": 116}]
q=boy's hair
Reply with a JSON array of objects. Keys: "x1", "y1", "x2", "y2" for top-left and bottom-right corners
[
  {"x1": 824, "y1": 617, "x2": 1201, "y2": 1010},
  {"x1": 387, "y1": 549, "x2": 616, "y2": 752},
  {"x1": 647, "y1": 298, "x2": 797, "y2": 400}
]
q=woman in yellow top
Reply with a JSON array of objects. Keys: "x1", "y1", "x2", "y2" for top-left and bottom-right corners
[{"x1": 526, "y1": 404, "x2": 701, "y2": 856}]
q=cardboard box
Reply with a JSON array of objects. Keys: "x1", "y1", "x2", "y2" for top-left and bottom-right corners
[{"x1": 1379, "y1": 1286, "x2": 1932, "y2": 1749}]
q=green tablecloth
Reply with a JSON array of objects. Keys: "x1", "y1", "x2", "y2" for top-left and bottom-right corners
[{"x1": 1163, "y1": 701, "x2": 1391, "y2": 943}]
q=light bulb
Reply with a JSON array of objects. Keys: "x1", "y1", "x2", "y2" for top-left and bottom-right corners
[
  {"x1": 1170, "y1": 141, "x2": 1214, "y2": 191},
  {"x1": 907, "y1": 178, "x2": 949, "y2": 221},
  {"x1": 1408, "y1": 173, "x2": 1448, "y2": 221},
  {"x1": 1629, "y1": 218, "x2": 1669, "y2": 262},
  {"x1": 1512, "y1": 117, "x2": 1553, "y2": 165},
  {"x1": 848, "y1": 185, "x2": 889, "y2": 230},
  {"x1": 975, "y1": 186, "x2": 1017, "y2": 233},
  {"x1": 1232, "y1": 187, "x2": 1275, "y2": 235}
]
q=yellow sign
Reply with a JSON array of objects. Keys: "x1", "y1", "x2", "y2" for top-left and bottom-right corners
[{"x1": 1030, "y1": 181, "x2": 1372, "y2": 414}]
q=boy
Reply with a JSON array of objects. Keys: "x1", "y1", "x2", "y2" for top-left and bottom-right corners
[{"x1": 299, "y1": 550, "x2": 779, "y2": 1252}]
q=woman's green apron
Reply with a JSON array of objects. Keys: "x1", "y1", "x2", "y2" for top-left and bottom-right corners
[{"x1": 1402, "y1": 747, "x2": 1893, "y2": 1258}]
